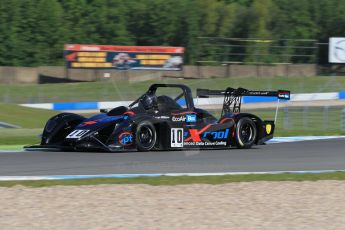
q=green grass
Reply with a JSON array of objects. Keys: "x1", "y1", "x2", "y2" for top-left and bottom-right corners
[
  {"x1": 1, "y1": 172, "x2": 345, "y2": 187},
  {"x1": 0, "y1": 103, "x2": 58, "y2": 128},
  {"x1": 0, "y1": 145, "x2": 25, "y2": 150},
  {"x1": 246, "y1": 107, "x2": 345, "y2": 136},
  {"x1": 0, "y1": 103, "x2": 58, "y2": 145},
  {"x1": 1, "y1": 76, "x2": 345, "y2": 103},
  {"x1": 0, "y1": 129, "x2": 41, "y2": 145}
]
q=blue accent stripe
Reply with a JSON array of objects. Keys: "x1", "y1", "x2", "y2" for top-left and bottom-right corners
[
  {"x1": 339, "y1": 92, "x2": 345, "y2": 99},
  {"x1": 53, "y1": 102, "x2": 98, "y2": 110},
  {"x1": 50, "y1": 174, "x2": 163, "y2": 180},
  {"x1": 177, "y1": 98, "x2": 186, "y2": 106},
  {"x1": 242, "y1": 96, "x2": 277, "y2": 103}
]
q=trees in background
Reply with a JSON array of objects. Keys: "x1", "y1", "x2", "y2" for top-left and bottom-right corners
[{"x1": 0, "y1": 0, "x2": 344, "y2": 66}]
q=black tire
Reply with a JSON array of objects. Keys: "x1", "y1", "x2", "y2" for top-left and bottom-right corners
[
  {"x1": 135, "y1": 121, "x2": 157, "y2": 151},
  {"x1": 235, "y1": 117, "x2": 257, "y2": 149}
]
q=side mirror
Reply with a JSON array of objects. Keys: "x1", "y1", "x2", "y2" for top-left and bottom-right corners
[{"x1": 100, "y1": 109, "x2": 109, "y2": 113}]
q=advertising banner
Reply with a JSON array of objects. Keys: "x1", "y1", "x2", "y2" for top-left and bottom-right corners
[
  {"x1": 329, "y1": 37, "x2": 345, "y2": 63},
  {"x1": 64, "y1": 44, "x2": 184, "y2": 70}
]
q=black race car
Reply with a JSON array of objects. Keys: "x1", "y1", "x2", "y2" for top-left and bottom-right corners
[{"x1": 25, "y1": 84, "x2": 290, "y2": 152}]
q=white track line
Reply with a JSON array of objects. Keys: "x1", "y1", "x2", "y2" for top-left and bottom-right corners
[
  {"x1": 268, "y1": 136, "x2": 345, "y2": 144},
  {"x1": 1, "y1": 170, "x2": 345, "y2": 181}
]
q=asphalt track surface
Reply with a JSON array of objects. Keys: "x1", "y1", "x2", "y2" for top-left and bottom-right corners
[{"x1": 1, "y1": 138, "x2": 345, "y2": 176}]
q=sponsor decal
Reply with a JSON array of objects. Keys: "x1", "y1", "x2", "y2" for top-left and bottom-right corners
[
  {"x1": 184, "y1": 125, "x2": 211, "y2": 142},
  {"x1": 202, "y1": 129, "x2": 229, "y2": 139},
  {"x1": 183, "y1": 141, "x2": 227, "y2": 146},
  {"x1": 66, "y1": 130, "x2": 90, "y2": 139},
  {"x1": 156, "y1": 116, "x2": 170, "y2": 119},
  {"x1": 172, "y1": 115, "x2": 186, "y2": 122},
  {"x1": 277, "y1": 91, "x2": 290, "y2": 100},
  {"x1": 172, "y1": 114, "x2": 196, "y2": 122},
  {"x1": 118, "y1": 132, "x2": 134, "y2": 146},
  {"x1": 186, "y1": 114, "x2": 197, "y2": 122},
  {"x1": 183, "y1": 126, "x2": 229, "y2": 146},
  {"x1": 171, "y1": 128, "x2": 184, "y2": 147},
  {"x1": 266, "y1": 124, "x2": 272, "y2": 134}
]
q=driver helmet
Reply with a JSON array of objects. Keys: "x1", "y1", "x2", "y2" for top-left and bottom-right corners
[{"x1": 140, "y1": 92, "x2": 157, "y2": 110}]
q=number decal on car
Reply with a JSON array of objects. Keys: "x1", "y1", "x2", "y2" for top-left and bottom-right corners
[
  {"x1": 66, "y1": 130, "x2": 90, "y2": 139},
  {"x1": 171, "y1": 128, "x2": 184, "y2": 147}
]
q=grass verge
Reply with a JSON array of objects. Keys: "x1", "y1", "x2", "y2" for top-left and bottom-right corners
[
  {"x1": 0, "y1": 103, "x2": 58, "y2": 128},
  {"x1": 2, "y1": 76, "x2": 345, "y2": 103},
  {"x1": 1, "y1": 172, "x2": 345, "y2": 187},
  {"x1": 0, "y1": 128, "x2": 41, "y2": 145},
  {"x1": 246, "y1": 107, "x2": 345, "y2": 137},
  {"x1": 0, "y1": 145, "x2": 25, "y2": 151}
]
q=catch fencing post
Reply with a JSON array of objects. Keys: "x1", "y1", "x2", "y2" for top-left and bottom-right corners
[{"x1": 274, "y1": 99, "x2": 280, "y2": 124}]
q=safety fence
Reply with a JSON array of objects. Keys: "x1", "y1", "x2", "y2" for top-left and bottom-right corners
[{"x1": 247, "y1": 107, "x2": 345, "y2": 133}]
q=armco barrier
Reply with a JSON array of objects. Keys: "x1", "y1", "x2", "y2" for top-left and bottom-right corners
[{"x1": 20, "y1": 92, "x2": 345, "y2": 111}]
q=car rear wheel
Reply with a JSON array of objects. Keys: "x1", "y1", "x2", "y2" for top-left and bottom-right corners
[
  {"x1": 135, "y1": 121, "x2": 157, "y2": 151},
  {"x1": 235, "y1": 117, "x2": 257, "y2": 149}
]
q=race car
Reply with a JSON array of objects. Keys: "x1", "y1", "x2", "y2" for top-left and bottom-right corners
[{"x1": 25, "y1": 84, "x2": 290, "y2": 152}]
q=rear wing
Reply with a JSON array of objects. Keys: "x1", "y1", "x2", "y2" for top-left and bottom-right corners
[
  {"x1": 196, "y1": 87, "x2": 290, "y2": 115},
  {"x1": 197, "y1": 88, "x2": 290, "y2": 100}
]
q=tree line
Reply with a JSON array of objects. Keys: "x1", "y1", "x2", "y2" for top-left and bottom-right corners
[{"x1": 0, "y1": 0, "x2": 344, "y2": 66}]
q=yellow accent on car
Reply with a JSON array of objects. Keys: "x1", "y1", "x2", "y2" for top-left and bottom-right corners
[{"x1": 266, "y1": 124, "x2": 272, "y2": 134}]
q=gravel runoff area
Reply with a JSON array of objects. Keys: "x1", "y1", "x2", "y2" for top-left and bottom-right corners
[{"x1": 1, "y1": 181, "x2": 345, "y2": 230}]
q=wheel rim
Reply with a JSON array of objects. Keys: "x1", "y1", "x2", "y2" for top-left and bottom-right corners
[
  {"x1": 138, "y1": 126, "x2": 154, "y2": 148},
  {"x1": 239, "y1": 123, "x2": 254, "y2": 143}
]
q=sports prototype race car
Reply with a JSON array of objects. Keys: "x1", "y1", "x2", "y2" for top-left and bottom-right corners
[{"x1": 25, "y1": 84, "x2": 290, "y2": 152}]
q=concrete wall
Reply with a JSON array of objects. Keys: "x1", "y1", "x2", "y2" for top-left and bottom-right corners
[
  {"x1": 0, "y1": 67, "x2": 38, "y2": 84},
  {"x1": 0, "y1": 64, "x2": 317, "y2": 84}
]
